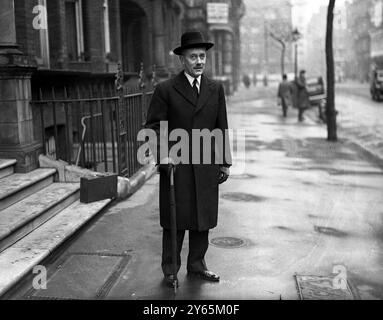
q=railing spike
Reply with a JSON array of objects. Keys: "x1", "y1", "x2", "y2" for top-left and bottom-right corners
[
  {"x1": 139, "y1": 61, "x2": 146, "y2": 90},
  {"x1": 151, "y1": 64, "x2": 158, "y2": 88}
]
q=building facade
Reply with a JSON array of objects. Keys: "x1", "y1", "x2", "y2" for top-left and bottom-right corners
[
  {"x1": 305, "y1": 6, "x2": 327, "y2": 78},
  {"x1": 345, "y1": 0, "x2": 374, "y2": 81},
  {"x1": 0, "y1": 0, "x2": 186, "y2": 172},
  {"x1": 0, "y1": 0, "x2": 244, "y2": 173},
  {"x1": 370, "y1": 0, "x2": 383, "y2": 69},
  {"x1": 241, "y1": 0, "x2": 294, "y2": 80}
]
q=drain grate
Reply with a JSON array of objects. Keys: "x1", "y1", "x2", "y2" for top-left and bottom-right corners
[
  {"x1": 295, "y1": 274, "x2": 356, "y2": 300},
  {"x1": 24, "y1": 252, "x2": 131, "y2": 300},
  {"x1": 210, "y1": 237, "x2": 247, "y2": 248}
]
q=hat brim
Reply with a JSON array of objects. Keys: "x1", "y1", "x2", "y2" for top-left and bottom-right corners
[{"x1": 173, "y1": 42, "x2": 214, "y2": 55}]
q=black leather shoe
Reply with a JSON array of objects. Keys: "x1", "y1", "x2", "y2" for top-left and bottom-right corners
[
  {"x1": 187, "y1": 270, "x2": 220, "y2": 282},
  {"x1": 164, "y1": 274, "x2": 179, "y2": 288}
]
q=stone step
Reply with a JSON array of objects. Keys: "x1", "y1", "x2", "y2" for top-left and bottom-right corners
[
  {"x1": 0, "y1": 169, "x2": 57, "y2": 211},
  {"x1": 0, "y1": 183, "x2": 80, "y2": 253},
  {"x1": 0, "y1": 159, "x2": 17, "y2": 180},
  {"x1": 0, "y1": 198, "x2": 112, "y2": 297}
]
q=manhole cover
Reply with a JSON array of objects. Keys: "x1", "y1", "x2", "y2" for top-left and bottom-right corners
[
  {"x1": 210, "y1": 237, "x2": 247, "y2": 248},
  {"x1": 221, "y1": 192, "x2": 266, "y2": 202},
  {"x1": 295, "y1": 274, "x2": 356, "y2": 300}
]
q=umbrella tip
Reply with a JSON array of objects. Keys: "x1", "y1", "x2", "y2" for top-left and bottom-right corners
[{"x1": 173, "y1": 280, "x2": 178, "y2": 295}]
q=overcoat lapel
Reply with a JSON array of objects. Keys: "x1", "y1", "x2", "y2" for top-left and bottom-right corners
[
  {"x1": 173, "y1": 72, "x2": 197, "y2": 109},
  {"x1": 194, "y1": 75, "x2": 214, "y2": 115}
]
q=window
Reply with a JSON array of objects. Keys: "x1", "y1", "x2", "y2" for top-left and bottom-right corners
[
  {"x1": 34, "y1": 0, "x2": 50, "y2": 68},
  {"x1": 65, "y1": 0, "x2": 84, "y2": 61},
  {"x1": 103, "y1": 0, "x2": 111, "y2": 56}
]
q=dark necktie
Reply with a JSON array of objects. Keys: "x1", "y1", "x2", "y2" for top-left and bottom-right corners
[{"x1": 193, "y1": 78, "x2": 199, "y2": 98}]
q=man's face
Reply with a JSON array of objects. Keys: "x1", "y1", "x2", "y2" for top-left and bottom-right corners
[{"x1": 180, "y1": 48, "x2": 207, "y2": 78}]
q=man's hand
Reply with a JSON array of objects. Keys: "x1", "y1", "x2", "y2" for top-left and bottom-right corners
[
  {"x1": 158, "y1": 157, "x2": 176, "y2": 176},
  {"x1": 218, "y1": 166, "x2": 230, "y2": 184}
]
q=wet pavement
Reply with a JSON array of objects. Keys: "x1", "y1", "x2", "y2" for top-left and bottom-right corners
[
  {"x1": 8, "y1": 86, "x2": 383, "y2": 300},
  {"x1": 307, "y1": 81, "x2": 383, "y2": 160}
]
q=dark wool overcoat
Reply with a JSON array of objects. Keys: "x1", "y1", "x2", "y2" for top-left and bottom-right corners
[
  {"x1": 145, "y1": 72, "x2": 231, "y2": 231},
  {"x1": 296, "y1": 77, "x2": 310, "y2": 110}
]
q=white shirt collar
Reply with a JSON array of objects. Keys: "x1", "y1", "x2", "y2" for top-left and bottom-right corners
[{"x1": 184, "y1": 71, "x2": 201, "y2": 90}]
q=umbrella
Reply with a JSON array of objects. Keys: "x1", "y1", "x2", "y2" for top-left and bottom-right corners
[{"x1": 169, "y1": 164, "x2": 178, "y2": 295}]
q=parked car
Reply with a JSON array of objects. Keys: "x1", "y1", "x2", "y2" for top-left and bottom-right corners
[
  {"x1": 306, "y1": 76, "x2": 327, "y2": 122},
  {"x1": 370, "y1": 69, "x2": 383, "y2": 101}
]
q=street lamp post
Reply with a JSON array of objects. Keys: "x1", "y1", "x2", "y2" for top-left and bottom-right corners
[
  {"x1": 294, "y1": 42, "x2": 298, "y2": 78},
  {"x1": 291, "y1": 28, "x2": 301, "y2": 79},
  {"x1": 291, "y1": 28, "x2": 302, "y2": 109}
]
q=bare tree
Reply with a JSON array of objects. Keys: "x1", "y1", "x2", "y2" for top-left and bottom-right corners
[
  {"x1": 269, "y1": 30, "x2": 287, "y2": 77},
  {"x1": 326, "y1": 0, "x2": 337, "y2": 141}
]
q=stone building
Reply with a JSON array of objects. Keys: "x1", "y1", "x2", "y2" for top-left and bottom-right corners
[
  {"x1": 304, "y1": 6, "x2": 327, "y2": 78},
  {"x1": 345, "y1": 0, "x2": 374, "y2": 82},
  {"x1": 0, "y1": 0, "x2": 244, "y2": 173},
  {"x1": 370, "y1": 0, "x2": 383, "y2": 69},
  {"x1": 241, "y1": 0, "x2": 294, "y2": 80}
]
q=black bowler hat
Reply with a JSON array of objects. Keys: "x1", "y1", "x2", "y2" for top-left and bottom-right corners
[{"x1": 173, "y1": 31, "x2": 214, "y2": 55}]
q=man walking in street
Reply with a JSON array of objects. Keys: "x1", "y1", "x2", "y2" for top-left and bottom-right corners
[
  {"x1": 277, "y1": 74, "x2": 293, "y2": 117},
  {"x1": 145, "y1": 31, "x2": 232, "y2": 288}
]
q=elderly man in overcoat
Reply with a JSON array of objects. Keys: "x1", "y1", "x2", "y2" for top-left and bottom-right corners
[
  {"x1": 296, "y1": 69, "x2": 310, "y2": 121},
  {"x1": 145, "y1": 31, "x2": 231, "y2": 288}
]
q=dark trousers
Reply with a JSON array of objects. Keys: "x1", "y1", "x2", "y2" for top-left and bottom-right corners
[
  {"x1": 281, "y1": 99, "x2": 288, "y2": 117},
  {"x1": 161, "y1": 229, "x2": 209, "y2": 276},
  {"x1": 298, "y1": 108, "x2": 305, "y2": 121}
]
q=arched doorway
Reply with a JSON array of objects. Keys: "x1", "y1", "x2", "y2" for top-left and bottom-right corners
[{"x1": 120, "y1": 1, "x2": 149, "y2": 73}]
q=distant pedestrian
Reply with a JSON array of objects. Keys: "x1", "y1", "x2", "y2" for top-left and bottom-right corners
[
  {"x1": 263, "y1": 74, "x2": 268, "y2": 87},
  {"x1": 277, "y1": 74, "x2": 292, "y2": 117},
  {"x1": 242, "y1": 74, "x2": 251, "y2": 88},
  {"x1": 296, "y1": 70, "x2": 310, "y2": 121}
]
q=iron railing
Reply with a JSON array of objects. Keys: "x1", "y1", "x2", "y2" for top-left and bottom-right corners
[{"x1": 32, "y1": 79, "x2": 154, "y2": 178}]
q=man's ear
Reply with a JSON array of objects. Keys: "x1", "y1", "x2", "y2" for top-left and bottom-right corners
[{"x1": 179, "y1": 56, "x2": 184, "y2": 65}]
